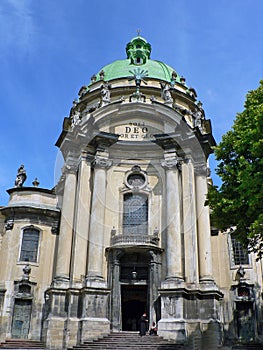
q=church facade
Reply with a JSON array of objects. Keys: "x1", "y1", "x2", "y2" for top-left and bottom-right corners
[{"x1": 0, "y1": 36, "x2": 262, "y2": 349}]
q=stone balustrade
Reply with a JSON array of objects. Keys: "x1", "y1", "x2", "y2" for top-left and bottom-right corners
[{"x1": 110, "y1": 233, "x2": 159, "y2": 246}]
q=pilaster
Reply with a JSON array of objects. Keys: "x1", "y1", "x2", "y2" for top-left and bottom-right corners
[{"x1": 161, "y1": 153, "x2": 183, "y2": 285}]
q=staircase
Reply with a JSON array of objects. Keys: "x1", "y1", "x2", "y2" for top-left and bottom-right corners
[
  {"x1": 0, "y1": 339, "x2": 45, "y2": 349},
  {"x1": 232, "y1": 344, "x2": 263, "y2": 349},
  {"x1": 68, "y1": 332, "x2": 185, "y2": 349}
]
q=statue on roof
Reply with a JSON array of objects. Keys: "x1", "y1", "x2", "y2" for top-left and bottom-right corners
[
  {"x1": 100, "y1": 82, "x2": 111, "y2": 106},
  {"x1": 160, "y1": 82, "x2": 173, "y2": 105},
  {"x1": 15, "y1": 164, "x2": 27, "y2": 187},
  {"x1": 71, "y1": 107, "x2": 81, "y2": 127},
  {"x1": 193, "y1": 101, "x2": 205, "y2": 131}
]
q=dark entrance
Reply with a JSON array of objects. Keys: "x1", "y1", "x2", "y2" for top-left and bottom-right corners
[
  {"x1": 11, "y1": 299, "x2": 32, "y2": 338},
  {"x1": 121, "y1": 285, "x2": 148, "y2": 331},
  {"x1": 236, "y1": 301, "x2": 255, "y2": 341}
]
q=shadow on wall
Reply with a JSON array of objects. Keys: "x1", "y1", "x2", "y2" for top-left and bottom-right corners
[{"x1": 185, "y1": 320, "x2": 223, "y2": 350}]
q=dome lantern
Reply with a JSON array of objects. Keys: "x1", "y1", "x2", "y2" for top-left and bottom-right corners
[{"x1": 126, "y1": 35, "x2": 151, "y2": 65}]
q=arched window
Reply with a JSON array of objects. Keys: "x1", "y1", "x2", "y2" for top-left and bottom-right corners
[
  {"x1": 123, "y1": 193, "x2": 148, "y2": 235},
  {"x1": 20, "y1": 228, "x2": 40, "y2": 263}
]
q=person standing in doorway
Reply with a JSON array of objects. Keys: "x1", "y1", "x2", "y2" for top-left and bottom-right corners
[{"x1": 139, "y1": 313, "x2": 148, "y2": 336}]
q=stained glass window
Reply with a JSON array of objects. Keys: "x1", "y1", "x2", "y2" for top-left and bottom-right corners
[{"x1": 123, "y1": 193, "x2": 148, "y2": 235}]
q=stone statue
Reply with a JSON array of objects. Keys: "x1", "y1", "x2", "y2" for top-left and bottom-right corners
[
  {"x1": 22, "y1": 263, "x2": 31, "y2": 280},
  {"x1": 193, "y1": 103, "x2": 205, "y2": 131},
  {"x1": 160, "y1": 82, "x2": 173, "y2": 104},
  {"x1": 99, "y1": 70, "x2": 105, "y2": 80},
  {"x1": 78, "y1": 85, "x2": 88, "y2": 98},
  {"x1": 15, "y1": 164, "x2": 27, "y2": 187},
  {"x1": 71, "y1": 108, "x2": 81, "y2": 127},
  {"x1": 100, "y1": 82, "x2": 111, "y2": 105},
  {"x1": 237, "y1": 265, "x2": 246, "y2": 278}
]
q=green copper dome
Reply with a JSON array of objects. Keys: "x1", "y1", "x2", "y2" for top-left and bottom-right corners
[{"x1": 90, "y1": 36, "x2": 181, "y2": 85}]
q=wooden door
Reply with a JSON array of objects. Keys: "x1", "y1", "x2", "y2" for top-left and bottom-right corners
[{"x1": 11, "y1": 299, "x2": 32, "y2": 338}]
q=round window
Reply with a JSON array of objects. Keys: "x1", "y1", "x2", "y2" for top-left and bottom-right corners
[{"x1": 127, "y1": 173, "x2": 146, "y2": 188}]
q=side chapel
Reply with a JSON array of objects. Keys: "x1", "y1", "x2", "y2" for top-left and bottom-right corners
[{"x1": 0, "y1": 35, "x2": 262, "y2": 349}]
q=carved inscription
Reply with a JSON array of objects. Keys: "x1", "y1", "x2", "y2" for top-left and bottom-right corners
[{"x1": 116, "y1": 122, "x2": 156, "y2": 141}]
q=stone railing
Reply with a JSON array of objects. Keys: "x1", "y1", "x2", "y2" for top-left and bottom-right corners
[{"x1": 110, "y1": 231, "x2": 159, "y2": 246}]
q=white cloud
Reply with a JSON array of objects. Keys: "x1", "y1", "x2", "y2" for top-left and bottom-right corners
[{"x1": 0, "y1": 0, "x2": 35, "y2": 56}]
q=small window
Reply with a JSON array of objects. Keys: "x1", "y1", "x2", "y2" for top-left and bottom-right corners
[
  {"x1": 231, "y1": 237, "x2": 249, "y2": 265},
  {"x1": 238, "y1": 286, "x2": 249, "y2": 297},
  {"x1": 19, "y1": 284, "x2": 31, "y2": 294},
  {"x1": 20, "y1": 228, "x2": 40, "y2": 263}
]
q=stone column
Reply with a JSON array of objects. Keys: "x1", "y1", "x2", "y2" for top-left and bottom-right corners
[
  {"x1": 86, "y1": 155, "x2": 112, "y2": 284},
  {"x1": 195, "y1": 163, "x2": 214, "y2": 282},
  {"x1": 182, "y1": 157, "x2": 199, "y2": 284},
  {"x1": 71, "y1": 151, "x2": 92, "y2": 285},
  {"x1": 161, "y1": 154, "x2": 183, "y2": 283},
  {"x1": 110, "y1": 249, "x2": 122, "y2": 332},
  {"x1": 54, "y1": 164, "x2": 77, "y2": 283}
]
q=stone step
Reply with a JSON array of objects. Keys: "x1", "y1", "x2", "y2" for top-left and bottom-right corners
[
  {"x1": 232, "y1": 345, "x2": 263, "y2": 349},
  {"x1": 0, "y1": 339, "x2": 45, "y2": 349},
  {"x1": 68, "y1": 332, "x2": 184, "y2": 350}
]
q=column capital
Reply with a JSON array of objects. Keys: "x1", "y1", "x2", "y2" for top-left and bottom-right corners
[
  {"x1": 79, "y1": 149, "x2": 94, "y2": 164},
  {"x1": 161, "y1": 158, "x2": 178, "y2": 170},
  {"x1": 112, "y1": 248, "x2": 123, "y2": 264},
  {"x1": 92, "y1": 156, "x2": 112, "y2": 169},
  {"x1": 182, "y1": 155, "x2": 194, "y2": 164},
  {"x1": 194, "y1": 162, "x2": 209, "y2": 177},
  {"x1": 63, "y1": 162, "x2": 78, "y2": 175}
]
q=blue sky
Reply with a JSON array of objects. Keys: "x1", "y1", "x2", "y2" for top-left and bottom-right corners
[{"x1": 0, "y1": 0, "x2": 263, "y2": 204}]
